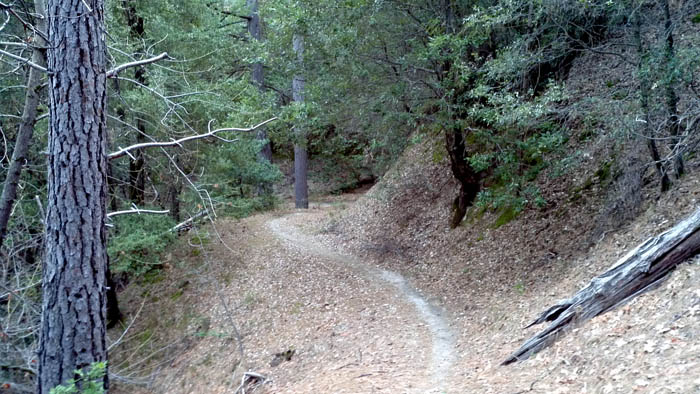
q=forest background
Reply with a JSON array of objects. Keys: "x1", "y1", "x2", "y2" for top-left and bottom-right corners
[{"x1": 1, "y1": 0, "x2": 699, "y2": 392}]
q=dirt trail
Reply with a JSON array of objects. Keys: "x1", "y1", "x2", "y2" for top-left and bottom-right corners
[
  {"x1": 113, "y1": 192, "x2": 700, "y2": 394},
  {"x1": 266, "y1": 209, "x2": 456, "y2": 393}
]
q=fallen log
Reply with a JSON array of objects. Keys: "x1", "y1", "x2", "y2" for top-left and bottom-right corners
[{"x1": 503, "y1": 207, "x2": 700, "y2": 365}]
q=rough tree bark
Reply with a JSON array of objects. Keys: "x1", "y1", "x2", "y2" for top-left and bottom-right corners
[
  {"x1": 38, "y1": 0, "x2": 110, "y2": 391},
  {"x1": 445, "y1": 127, "x2": 481, "y2": 228},
  {"x1": 293, "y1": 33, "x2": 308, "y2": 209},
  {"x1": 503, "y1": 207, "x2": 700, "y2": 365},
  {"x1": 0, "y1": 0, "x2": 47, "y2": 248},
  {"x1": 440, "y1": 0, "x2": 480, "y2": 228}
]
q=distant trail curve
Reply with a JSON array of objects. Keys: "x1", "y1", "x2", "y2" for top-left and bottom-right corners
[{"x1": 268, "y1": 212, "x2": 455, "y2": 393}]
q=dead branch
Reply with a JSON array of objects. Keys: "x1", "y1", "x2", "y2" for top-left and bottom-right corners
[
  {"x1": 503, "y1": 207, "x2": 700, "y2": 365},
  {"x1": 106, "y1": 207, "x2": 170, "y2": 219},
  {"x1": 235, "y1": 371, "x2": 267, "y2": 394},
  {"x1": 169, "y1": 210, "x2": 209, "y2": 233},
  {"x1": 108, "y1": 298, "x2": 147, "y2": 351},
  {"x1": 0, "y1": 50, "x2": 170, "y2": 76},
  {"x1": 106, "y1": 52, "x2": 170, "y2": 78},
  {"x1": 0, "y1": 47, "x2": 46, "y2": 72},
  {"x1": 108, "y1": 117, "x2": 277, "y2": 160}
]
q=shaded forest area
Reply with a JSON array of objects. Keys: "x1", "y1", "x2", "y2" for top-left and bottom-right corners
[{"x1": 1, "y1": 0, "x2": 699, "y2": 392}]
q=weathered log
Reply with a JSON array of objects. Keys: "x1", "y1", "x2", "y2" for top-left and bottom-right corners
[{"x1": 503, "y1": 207, "x2": 700, "y2": 365}]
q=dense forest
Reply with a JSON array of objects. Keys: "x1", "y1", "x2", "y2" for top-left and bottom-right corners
[{"x1": 1, "y1": 0, "x2": 699, "y2": 392}]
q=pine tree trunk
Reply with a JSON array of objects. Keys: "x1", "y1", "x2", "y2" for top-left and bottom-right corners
[
  {"x1": 293, "y1": 33, "x2": 308, "y2": 209},
  {"x1": 38, "y1": 0, "x2": 109, "y2": 391},
  {"x1": 124, "y1": 0, "x2": 147, "y2": 204},
  {"x1": 0, "y1": 0, "x2": 47, "y2": 248},
  {"x1": 247, "y1": 0, "x2": 272, "y2": 165}
]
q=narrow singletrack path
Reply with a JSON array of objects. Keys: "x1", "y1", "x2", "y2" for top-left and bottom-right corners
[{"x1": 267, "y1": 209, "x2": 455, "y2": 393}]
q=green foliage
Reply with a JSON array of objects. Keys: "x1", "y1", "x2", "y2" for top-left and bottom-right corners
[
  {"x1": 107, "y1": 214, "x2": 176, "y2": 276},
  {"x1": 50, "y1": 362, "x2": 107, "y2": 394},
  {"x1": 466, "y1": 83, "x2": 568, "y2": 213},
  {"x1": 493, "y1": 205, "x2": 521, "y2": 229}
]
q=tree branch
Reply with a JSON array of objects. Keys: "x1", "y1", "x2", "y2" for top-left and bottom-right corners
[
  {"x1": 0, "y1": 51, "x2": 170, "y2": 76},
  {"x1": 169, "y1": 210, "x2": 209, "y2": 233},
  {"x1": 108, "y1": 117, "x2": 278, "y2": 160},
  {"x1": 106, "y1": 208, "x2": 170, "y2": 219},
  {"x1": 106, "y1": 52, "x2": 171, "y2": 78},
  {"x1": 0, "y1": 47, "x2": 47, "y2": 72}
]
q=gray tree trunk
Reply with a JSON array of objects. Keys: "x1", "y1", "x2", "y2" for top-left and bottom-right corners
[
  {"x1": 293, "y1": 33, "x2": 308, "y2": 209},
  {"x1": 504, "y1": 207, "x2": 700, "y2": 365},
  {"x1": 38, "y1": 0, "x2": 109, "y2": 392},
  {"x1": 247, "y1": 0, "x2": 272, "y2": 164},
  {"x1": 0, "y1": 0, "x2": 47, "y2": 248}
]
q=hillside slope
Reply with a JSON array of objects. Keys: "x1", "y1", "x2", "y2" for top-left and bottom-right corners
[
  {"x1": 316, "y1": 134, "x2": 700, "y2": 392},
  {"x1": 109, "y1": 145, "x2": 699, "y2": 393}
]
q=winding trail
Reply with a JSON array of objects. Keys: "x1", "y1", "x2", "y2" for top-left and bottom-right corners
[{"x1": 268, "y1": 211, "x2": 455, "y2": 393}]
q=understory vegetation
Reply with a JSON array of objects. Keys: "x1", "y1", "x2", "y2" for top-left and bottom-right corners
[{"x1": 1, "y1": 0, "x2": 699, "y2": 391}]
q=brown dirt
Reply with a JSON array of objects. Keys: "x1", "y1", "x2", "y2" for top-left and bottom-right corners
[
  {"x1": 110, "y1": 104, "x2": 700, "y2": 394},
  {"x1": 110, "y1": 175, "x2": 699, "y2": 393},
  {"x1": 310, "y1": 139, "x2": 700, "y2": 393},
  {"x1": 111, "y1": 194, "x2": 454, "y2": 394}
]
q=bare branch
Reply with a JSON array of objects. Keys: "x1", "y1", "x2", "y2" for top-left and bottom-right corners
[
  {"x1": 0, "y1": 47, "x2": 47, "y2": 72},
  {"x1": 0, "y1": 9, "x2": 9, "y2": 32},
  {"x1": 106, "y1": 52, "x2": 171, "y2": 78},
  {"x1": 108, "y1": 298, "x2": 147, "y2": 352},
  {"x1": 169, "y1": 210, "x2": 209, "y2": 233},
  {"x1": 108, "y1": 117, "x2": 277, "y2": 160},
  {"x1": 106, "y1": 208, "x2": 170, "y2": 219},
  {"x1": 0, "y1": 50, "x2": 170, "y2": 76},
  {"x1": 0, "y1": 41, "x2": 29, "y2": 47}
]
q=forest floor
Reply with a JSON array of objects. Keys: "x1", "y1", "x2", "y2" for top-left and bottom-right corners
[
  {"x1": 112, "y1": 187, "x2": 699, "y2": 394},
  {"x1": 115, "y1": 194, "x2": 456, "y2": 394}
]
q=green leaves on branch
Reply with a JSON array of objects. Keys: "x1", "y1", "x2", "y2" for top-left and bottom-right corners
[{"x1": 49, "y1": 362, "x2": 107, "y2": 394}]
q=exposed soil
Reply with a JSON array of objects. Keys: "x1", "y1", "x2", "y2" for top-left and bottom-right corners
[
  {"x1": 110, "y1": 119, "x2": 699, "y2": 394},
  {"x1": 111, "y1": 195, "x2": 455, "y2": 394},
  {"x1": 111, "y1": 182, "x2": 699, "y2": 393}
]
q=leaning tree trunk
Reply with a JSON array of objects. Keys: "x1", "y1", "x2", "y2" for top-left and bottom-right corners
[
  {"x1": 0, "y1": 0, "x2": 47, "y2": 248},
  {"x1": 439, "y1": 0, "x2": 480, "y2": 228},
  {"x1": 445, "y1": 127, "x2": 480, "y2": 228},
  {"x1": 292, "y1": 33, "x2": 308, "y2": 209},
  {"x1": 38, "y1": 0, "x2": 109, "y2": 392},
  {"x1": 503, "y1": 207, "x2": 700, "y2": 365}
]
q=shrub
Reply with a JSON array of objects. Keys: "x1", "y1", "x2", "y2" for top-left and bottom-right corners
[
  {"x1": 50, "y1": 362, "x2": 106, "y2": 394},
  {"x1": 107, "y1": 214, "x2": 176, "y2": 276}
]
